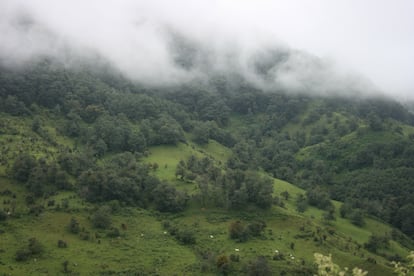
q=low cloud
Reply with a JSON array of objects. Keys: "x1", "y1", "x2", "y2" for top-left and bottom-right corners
[{"x1": 1, "y1": 0, "x2": 413, "y2": 99}]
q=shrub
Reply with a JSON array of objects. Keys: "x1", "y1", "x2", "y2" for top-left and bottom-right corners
[
  {"x1": 15, "y1": 238, "x2": 44, "y2": 262},
  {"x1": 364, "y1": 234, "x2": 389, "y2": 253},
  {"x1": 350, "y1": 210, "x2": 365, "y2": 227},
  {"x1": 68, "y1": 217, "x2": 80, "y2": 234},
  {"x1": 15, "y1": 248, "x2": 31, "y2": 261},
  {"x1": 0, "y1": 210, "x2": 7, "y2": 221},
  {"x1": 247, "y1": 221, "x2": 266, "y2": 237},
  {"x1": 28, "y1": 237, "x2": 44, "y2": 255},
  {"x1": 92, "y1": 206, "x2": 112, "y2": 229},
  {"x1": 57, "y1": 240, "x2": 68, "y2": 248},
  {"x1": 176, "y1": 229, "x2": 196, "y2": 245},
  {"x1": 229, "y1": 221, "x2": 248, "y2": 242}
]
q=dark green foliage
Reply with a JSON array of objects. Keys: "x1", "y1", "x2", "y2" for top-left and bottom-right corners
[
  {"x1": 175, "y1": 229, "x2": 196, "y2": 245},
  {"x1": 162, "y1": 222, "x2": 196, "y2": 245},
  {"x1": 226, "y1": 170, "x2": 273, "y2": 210},
  {"x1": 394, "y1": 204, "x2": 414, "y2": 237},
  {"x1": 68, "y1": 217, "x2": 80, "y2": 234},
  {"x1": 11, "y1": 153, "x2": 73, "y2": 197},
  {"x1": 367, "y1": 112, "x2": 384, "y2": 131},
  {"x1": 153, "y1": 183, "x2": 188, "y2": 213},
  {"x1": 152, "y1": 115, "x2": 185, "y2": 145},
  {"x1": 31, "y1": 117, "x2": 41, "y2": 132},
  {"x1": 229, "y1": 221, "x2": 249, "y2": 242},
  {"x1": 57, "y1": 240, "x2": 68, "y2": 248},
  {"x1": 228, "y1": 140, "x2": 257, "y2": 170},
  {"x1": 58, "y1": 151, "x2": 95, "y2": 177},
  {"x1": 176, "y1": 156, "x2": 273, "y2": 210},
  {"x1": 15, "y1": 248, "x2": 32, "y2": 262},
  {"x1": 11, "y1": 154, "x2": 36, "y2": 182},
  {"x1": 339, "y1": 202, "x2": 353, "y2": 218},
  {"x1": 78, "y1": 161, "x2": 148, "y2": 205},
  {"x1": 192, "y1": 124, "x2": 210, "y2": 145},
  {"x1": 296, "y1": 194, "x2": 308, "y2": 213},
  {"x1": 0, "y1": 210, "x2": 7, "y2": 221},
  {"x1": 364, "y1": 234, "x2": 390, "y2": 253},
  {"x1": 0, "y1": 95, "x2": 30, "y2": 115},
  {"x1": 175, "y1": 160, "x2": 187, "y2": 180},
  {"x1": 127, "y1": 129, "x2": 146, "y2": 152},
  {"x1": 229, "y1": 220, "x2": 267, "y2": 242},
  {"x1": 15, "y1": 238, "x2": 44, "y2": 261},
  {"x1": 306, "y1": 186, "x2": 333, "y2": 211},
  {"x1": 323, "y1": 206, "x2": 336, "y2": 221},
  {"x1": 350, "y1": 210, "x2": 365, "y2": 227},
  {"x1": 247, "y1": 221, "x2": 266, "y2": 237},
  {"x1": 92, "y1": 206, "x2": 112, "y2": 229},
  {"x1": 26, "y1": 166, "x2": 48, "y2": 197}
]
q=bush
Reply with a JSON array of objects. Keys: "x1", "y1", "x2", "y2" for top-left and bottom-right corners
[
  {"x1": 57, "y1": 240, "x2": 68, "y2": 248},
  {"x1": 350, "y1": 210, "x2": 365, "y2": 227},
  {"x1": 176, "y1": 229, "x2": 196, "y2": 245},
  {"x1": 247, "y1": 221, "x2": 266, "y2": 237},
  {"x1": 153, "y1": 183, "x2": 188, "y2": 213},
  {"x1": 15, "y1": 248, "x2": 31, "y2": 261},
  {"x1": 364, "y1": 234, "x2": 390, "y2": 253},
  {"x1": 296, "y1": 194, "x2": 308, "y2": 213},
  {"x1": 163, "y1": 221, "x2": 196, "y2": 245},
  {"x1": 0, "y1": 210, "x2": 7, "y2": 221},
  {"x1": 92, "y1": 206, "x2": 112, "y2": 229},
  {"x1": 28, "y1": 237, "x2": 44, "y2": 255},
  {"x1": 229, "y1": 221, "x2": 248, "y2": 242},
  {"x1": 15, "y1": 238, "x2": 44, "y2": 262},
  {"x1": 68, "y1": 217, "x2": 80, "y2": 234}
]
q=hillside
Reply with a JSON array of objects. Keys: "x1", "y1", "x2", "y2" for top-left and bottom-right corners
[{"x1": 1, "y1": 61, "x2": 414, "y2": 275}]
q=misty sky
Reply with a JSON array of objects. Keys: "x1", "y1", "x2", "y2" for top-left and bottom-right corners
[{"x1": 1, "y1": 0, "x2": 413, "y2": 100}]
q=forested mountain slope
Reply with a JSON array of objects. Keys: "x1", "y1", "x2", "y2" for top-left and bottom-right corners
[{"x1": 1, "y1": 60, "x2": 414, "y2": 275}]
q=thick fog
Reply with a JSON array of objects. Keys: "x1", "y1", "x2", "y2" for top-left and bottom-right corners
[{"x1": 1, "y1": 0, "x2": 413, "y2": 99}]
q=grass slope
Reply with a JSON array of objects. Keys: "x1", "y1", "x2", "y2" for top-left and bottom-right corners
[{"x1": 0, "y1": 111, "x2": 410, "y2": 275}]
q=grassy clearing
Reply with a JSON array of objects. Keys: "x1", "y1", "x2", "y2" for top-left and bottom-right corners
[
  {"x1": 198, "y1": 140, "x2": 232, "y2": 164},
  {"x1": 143, "y1": 143, "x2": 200, "y2": 181}
]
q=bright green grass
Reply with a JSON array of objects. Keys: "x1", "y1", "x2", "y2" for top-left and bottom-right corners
[
  {"x1": 198, "y1": 140, "x2": 232, "y2": 164},
  {"x1": 0, "y1": 182, "x2": 198, "y2": 275},
  {"x1": 0, "y1": 172, "x2": 404, "y2": 275},
  {"x1": 0, "y1": 211, "x2": 198, "y2": 275},
  {"x1": 143, "y1": 143, "x2": 200, "y2": 181}
]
